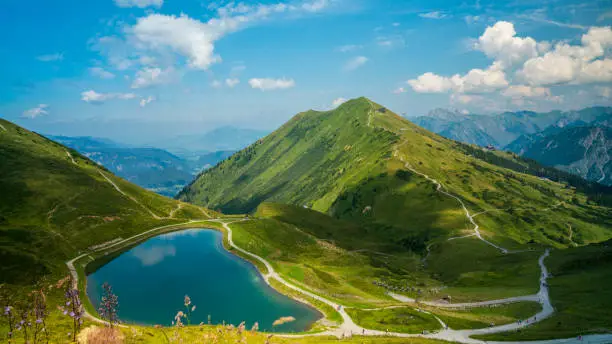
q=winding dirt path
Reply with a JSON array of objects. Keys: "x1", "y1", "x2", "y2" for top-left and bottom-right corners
[{"x1": 97, "y1": 170, "x2": 163, "y2": 219}]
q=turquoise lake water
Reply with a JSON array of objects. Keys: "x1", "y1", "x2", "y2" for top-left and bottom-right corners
[{"x1": 86, "y1": 229, "x2": 321, "y2": 332}]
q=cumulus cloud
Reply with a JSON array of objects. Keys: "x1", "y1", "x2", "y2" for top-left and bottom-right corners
[
  {"x1": 501, "y1": 85, "x2": 551, "y2": 98},
  {"x1": 474, "y1": 21, "x2": 540, "y2": 69},
  {"x1": 125, "y1": 1, "x2": 332, "y2": 74},
  {"x1": 344, "y1": 56, "x2": 368, "y2": 71},
  {"x1": 37, "y1": 53, "x2": 63, "y2": 62},
  {"x1": 408, "y1": 66, "x2": 508, "y2": 94},
  {"x1": 23, "y1": 104, "x2": 49, "y2": 118},
  {"x1": 393, "y1": 87, "x2": 407, "y2": 94},
  {"x1": 406, "y1": 21, "x2": 612, "y2": 106},
  {"x1": 518, "y1": 26, "x2": 612, "y2": 86},
  {"x1": 419, "y1": 11, "x2": 447, "y2": 19},
  {"x1": 225, "y1": 78, "x2": 240, "y2": 88},
  {"x1": 249, "y1": 78, "x2": 295, "y2": 91},
  {"x1": 81, "y1": 90, "x2": 137, "y2": 104},
  {"x1": 89, "y1": 67, "x2": 115, "y2": 79},
  {"x1": 130, "y1": 14, "x2": 225, "y2": 70},
  {"x1": 332, "y1": 97, "x2": 347, "y2": 108},
  {"x1": 114, "y1": 0, "x2": 163, "y2": 8}
]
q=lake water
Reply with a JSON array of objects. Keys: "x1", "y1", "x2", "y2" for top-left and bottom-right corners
[{"x1": 86, "y1": 229, "x2": 321, "y2": 332}]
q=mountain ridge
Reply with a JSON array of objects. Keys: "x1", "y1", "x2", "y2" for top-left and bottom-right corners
[{"x1": 179, "y1": 97, "x2": 612, "y2": 250}]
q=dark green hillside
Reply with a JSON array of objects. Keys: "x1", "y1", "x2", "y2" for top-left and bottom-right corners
[
  {"x1": 180, "y1": 97, "x2": 612, "y2": 250},
  {"x1": 0, "y1": 119, "x2": 216, "y2": 286}
]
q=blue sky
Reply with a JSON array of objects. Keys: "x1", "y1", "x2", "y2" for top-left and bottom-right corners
[{"x1": 1, "y1": 0, "x2": 611, "y2": 144}]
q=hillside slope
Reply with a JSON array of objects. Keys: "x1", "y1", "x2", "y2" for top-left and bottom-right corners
[
  {"x1": 180, "y1": 97, "x2": 612, "y2": 250},
  {"x1": 48, "y1": 135, "x2": 233, "y2": 197},
  {"x1": 0, "y1": 119, "x2": 216, "y2": 286}
]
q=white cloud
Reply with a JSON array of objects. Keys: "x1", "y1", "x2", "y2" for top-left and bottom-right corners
[
  {"x1": 126, "y1": 1, "x2": 332, "y2": 74},
  {"x1": 225, "y1": 78, "x2": 240, "y2": 88},
  {"x1": 408, "y1": 73, "x2": 454, "y2": 93},
  {"x1": 37, "y1": 53, "x2": 64, "y2": 62},
  {"x1": 248, "y1": 78, "x2": 295, "y2": 91},
  {"x1": 89, "y1": 67, "x2": 116, "y2": 79},
  {"x1": 114, "y1": 0, "x2": 163, "y2": 8},
  {"x1": 131, "y1": 67, "x2": 174, "y2": 88},
  {"x1": 519, "y1": 26, "x2": 612, "y2": 86},
  {"x1": 211, "y1": 80, "x2": 222, "y2": 88},
  {"x1": 81, "y1": 90, "x2": 137, "y2": 104},
  {"x1": 332, "y1": 97, "x2": 347, "y2": 108},
  {"x1": 336, "y1": 44, "x2": 363, "y2": 53},
  {"x1": 501, "y1": 85, "x2": 551, "y2": 98},
  {"x1": 131, "y1": 14, "x2": 224, "y2": 70},
  {"x1": 408, "y1": 66, "x2": 508, "y2": 94},
  {"x1": 139, "y1": 96, "x2": 156, "y2": 107},
  {"x1": 474, "y1": 21, "x2": 539, "y2": 69},
  {"x1": 393, "y1": 87, "x2": 407, "y2": 94},
  {"x1": 392, "y1": 22, "x2": 401, "y2": 27},
  {"x1": 22, "y1": 104, "x2": 49, "y2": 118},
  {"x1": 419, "y1": 11, "x2": 447, "y2": 19},
  {"x1": 344, "y1": 56, "x2": 368, "y2": 71}
]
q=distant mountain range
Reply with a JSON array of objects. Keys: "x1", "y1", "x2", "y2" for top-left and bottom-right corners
[
  {"x1": 412, "y1": 107, "x2": 612, "y2": 186},
  {"x1": 48, "y1": 135, "x2": 235, "y2": 197}
]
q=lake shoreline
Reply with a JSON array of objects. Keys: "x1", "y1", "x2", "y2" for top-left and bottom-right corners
[{"x1": 73, "y1": 221, "x2": 325, "y2": 333}]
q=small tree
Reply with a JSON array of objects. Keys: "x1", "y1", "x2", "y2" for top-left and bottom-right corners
[{"x1": 98, "y1": 283, "x2": 119, "y2": 328}]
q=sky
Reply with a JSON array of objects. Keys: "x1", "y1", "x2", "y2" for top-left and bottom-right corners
[{"x1": 1, "y1": 0, "x2": 611, "y2": 144}]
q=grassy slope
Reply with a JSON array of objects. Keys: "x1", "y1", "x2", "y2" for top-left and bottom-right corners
[
  {"x1": 345, "y1": 307, "x2": 440, "y2": 334},
  {"x1": 0, "y1": 118, "x2": 215, "y2": 287},
  {"x1": 180, "y1": 97, "x2": 610, "y2": 305},
  {"x1": 181, "y1": 97, "x2": 611, "y2": 250},
  {"x1": 427, "y1": 302, "x2": 542, "y2": 330},
  {"x1": 476, "y1": 240, "x2": 612, "y2": 340}
]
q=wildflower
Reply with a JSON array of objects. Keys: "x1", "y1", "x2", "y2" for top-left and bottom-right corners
[
  {"x1": 184, "y1": 295, "x2": 191, "y2": 307},
  {"x1": 251, "y1": 322, "x2": 259, "y2": 332},
  {"x1": 191, "y1": 305, "x2": 196, "y2": 312},
  {"x1": 63, "y1": 310, "x2": 68, "y2": 315},
  {"x1": 69, "y1": 311, "x2": 75, "y2": 318},
  {"x1": 4, "y1": 306, "x2": 10, "y2": 315}
]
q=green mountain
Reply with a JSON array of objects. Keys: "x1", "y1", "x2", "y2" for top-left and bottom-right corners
[
  {"x1": 506, "y1": 126, "x2": 611, "y2": 186},
  {"x1": 0, "y1": 119, "x2": 215, "y2": 286},
  {"x1": 411, "y1": 107, "x2": 612, "y2": 148},
  {"x1": 179, "y1": 97, "x2": 612, "y2": 250}
]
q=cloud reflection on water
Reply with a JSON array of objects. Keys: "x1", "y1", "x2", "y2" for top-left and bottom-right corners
[{"x1": 131, "y1": 244, "x2": 177, "y2": 266}]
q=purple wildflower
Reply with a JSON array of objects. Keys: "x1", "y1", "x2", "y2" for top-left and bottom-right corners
[{"x1": 36, "y1": 318, "x2": 43, "y2": 324}]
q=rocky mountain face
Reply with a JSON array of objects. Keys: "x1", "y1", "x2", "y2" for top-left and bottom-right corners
[{"x1": 412, "y1": 107, "x2": 612, "y2": 185}]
